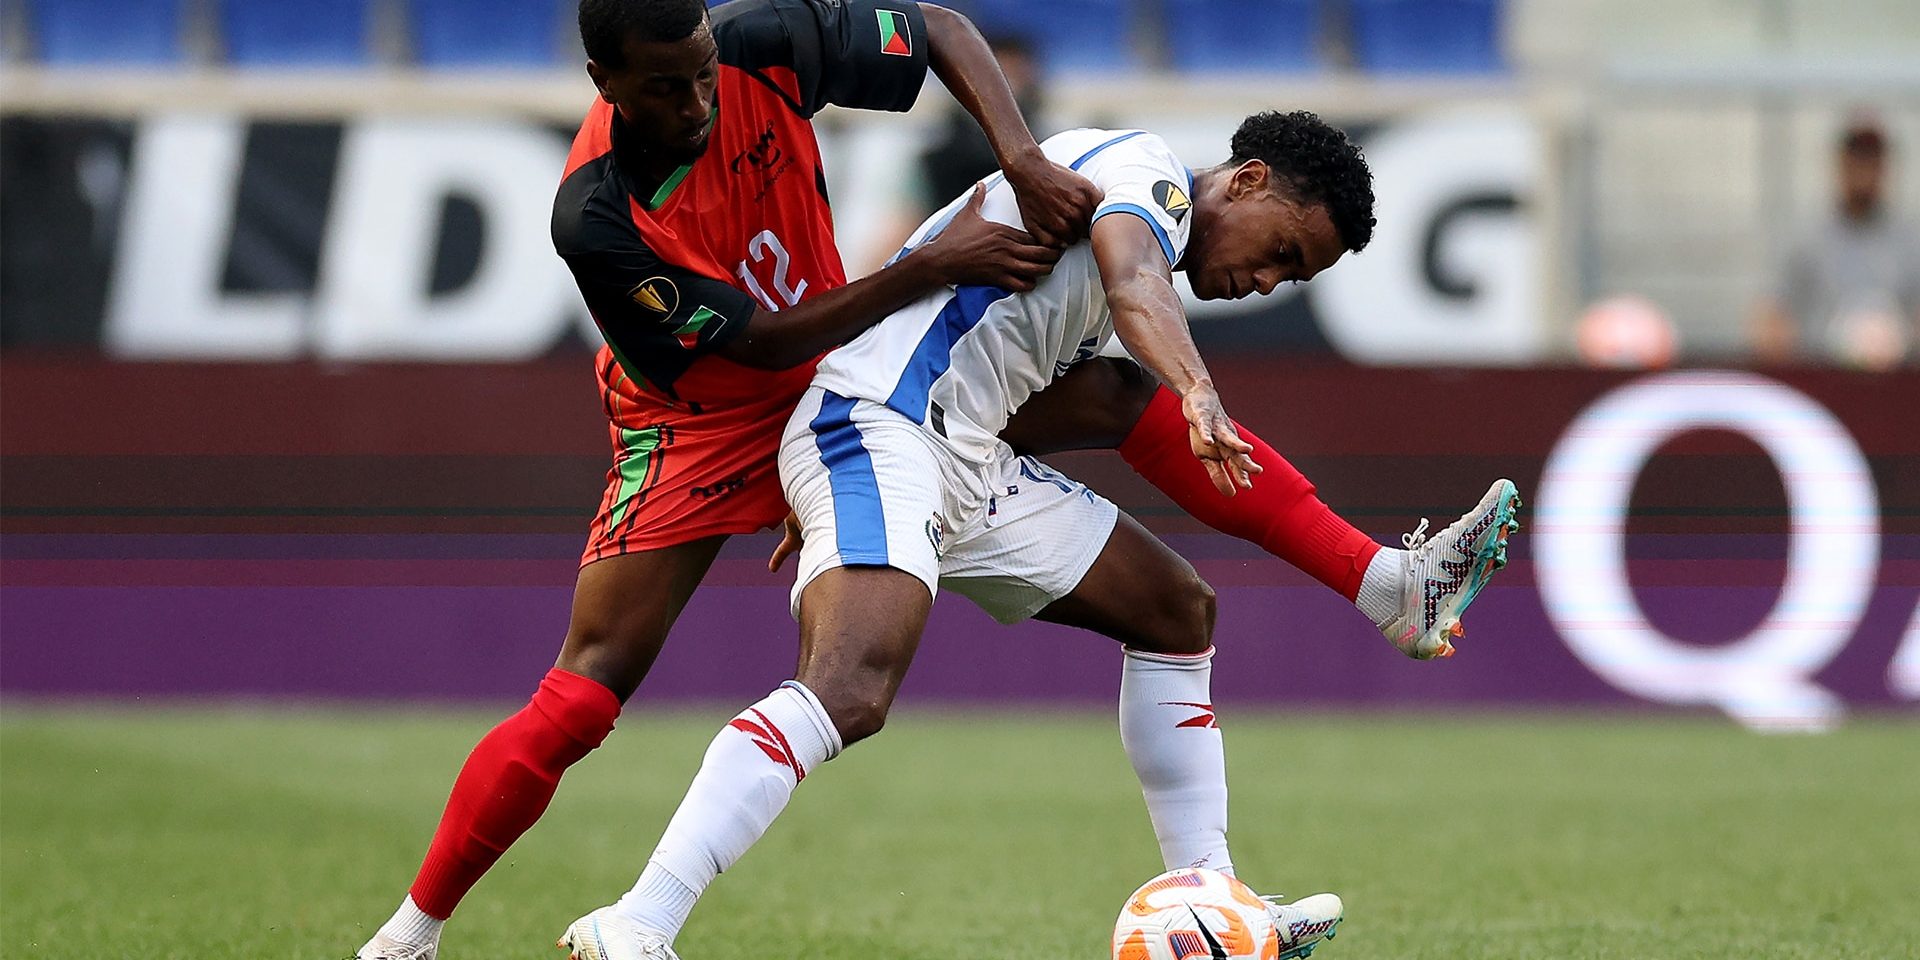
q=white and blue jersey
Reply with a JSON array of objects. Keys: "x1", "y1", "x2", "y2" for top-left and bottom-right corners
[
  {"x1": 778, "y1": 129, "x2": 1189, "y2": 621},
  {"x1": 809, "y1": 128, "x2": 1195, "y2": 465},
  {"x1": 775, "y1": 131, "x2": 1182, "y2": 618}
]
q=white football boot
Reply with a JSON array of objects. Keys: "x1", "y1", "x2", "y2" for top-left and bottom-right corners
[
  {"x1": 354, "y1": 935, "x2": 437, "y2": 960},
  {"x1": 557, "y1": 907, "x2": 680, "y2": 960},
  {"x1": 1379, "y1": 479, "x2": 1522, "y2": 660},
  {"x1": 1262, "y1": 892, "x2": 1344, "y2": 959}
]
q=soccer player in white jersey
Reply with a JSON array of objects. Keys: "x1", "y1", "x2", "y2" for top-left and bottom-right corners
[{"x1": 560, "y1": 111, "x2": 1521, "y2": 960}]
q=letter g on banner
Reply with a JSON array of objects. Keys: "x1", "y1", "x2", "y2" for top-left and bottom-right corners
[{"x1": 1536, "y1": 371, "x2": 1880, "y2": 732}]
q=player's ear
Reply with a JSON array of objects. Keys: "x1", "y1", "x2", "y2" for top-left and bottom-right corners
[
  {"x1": 586, "y1": 59, "x2": 617, "y2": 104},
  {"x1": 1226, "y1": 160, "x2": 1271, "y2": 202}
]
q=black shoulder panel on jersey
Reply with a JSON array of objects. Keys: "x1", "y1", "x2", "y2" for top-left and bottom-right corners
[
  {"x1": 713, "y1": 0, "x2": 929, "y2": 118},
  {"x1": 553, "y1": 154, "x2": 760, "y2": 398},
  {"x1": 552, "y1": 153, "x2": 629, "y2": 260}
]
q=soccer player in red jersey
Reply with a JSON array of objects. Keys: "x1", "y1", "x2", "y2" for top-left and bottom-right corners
[{"x1": 357, "y1": 3, "x2": 1510, "y2": 957}]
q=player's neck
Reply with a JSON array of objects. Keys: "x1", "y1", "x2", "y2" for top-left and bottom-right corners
[
  {"x1": 611, "y1": 110, "x2": 699, "y2": 195},
  {"x1": 1183, "y1": 165, "x2": 1232, "y2": 272}
]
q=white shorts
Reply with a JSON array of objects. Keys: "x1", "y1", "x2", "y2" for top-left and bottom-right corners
[{"x1": 779, "y1": 386, "x2": 1119, "y2": 624}]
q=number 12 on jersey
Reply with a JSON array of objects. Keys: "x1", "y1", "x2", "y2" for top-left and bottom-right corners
[{"x1": 735, "y1": 229, "x2": 808, "y2": 310}]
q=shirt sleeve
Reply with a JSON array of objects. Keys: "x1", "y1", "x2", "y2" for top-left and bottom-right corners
[
  {"x1": 558, "y1": 218, "x2": 761, "y2": 396},
  {"x1": 1083, "y1": 134, "x2": 1195, "y2": 269},
  {"x1": 714, "y1": 0, "x2": 930, "y2": 117}
]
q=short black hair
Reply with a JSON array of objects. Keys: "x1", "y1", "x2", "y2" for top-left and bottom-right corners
[
  {"x1": 1230, "y1": 110, "x2": 1375, "y2": 253},
  {"x1": 579, "y1": 0, "x2": 709, "y2": 69}
]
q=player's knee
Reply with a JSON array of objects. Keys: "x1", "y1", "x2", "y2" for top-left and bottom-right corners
[
  {"x1": 556, "y1": 620, "x2": 660, "y2": 703},
  {"x1": 817, "y1": 684, "x2": 894, "y2": 746},
  {"x1": 1107, "y1": 359, "x2": 1160, "y2": 436},
  {"x1": 1155, "y1": 574, "x2": 1217, "y2": 655},
  {"x1": 807, "y1": 651, "x2": 911, "y2": 746},
  {"x1": 1198, "y1": 578, "x2": 1218, "y2": 643}
]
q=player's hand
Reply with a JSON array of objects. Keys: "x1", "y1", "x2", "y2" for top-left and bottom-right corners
[
  {"x1": 1181, "y1": 385, "x2": 1261, "y2": 497},
  {"x1": 768, "y1": 512, "x2": 804, "y2": 572},
  {"x1": 919, "y1": 184, "x2": 1062, "y2": 292},
  {"x1": 1004, "y1": 152, "x2": 1102, "y2": 248}
]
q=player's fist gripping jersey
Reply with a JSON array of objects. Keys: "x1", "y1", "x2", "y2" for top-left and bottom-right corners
[{"x1": 552, "y1": 0, "x2": 930, "y2": 562}]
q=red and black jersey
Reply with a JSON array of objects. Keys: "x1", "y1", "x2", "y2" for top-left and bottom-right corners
[{"x1": 552, "y1": 0, "x2": 930, "y2": 414}]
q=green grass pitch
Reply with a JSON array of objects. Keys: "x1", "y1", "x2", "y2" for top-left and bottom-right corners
[{"x1": 4, "y1": 708, "x2": 1917, "y2": 959}]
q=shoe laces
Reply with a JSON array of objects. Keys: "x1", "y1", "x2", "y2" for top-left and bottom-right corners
[
  {"x1": 1401, "y1": 518, "x2": 1431, "y2": 552},
  {"x1": 1259, "y1": 893, "x2": 1305, "y2": 917}
]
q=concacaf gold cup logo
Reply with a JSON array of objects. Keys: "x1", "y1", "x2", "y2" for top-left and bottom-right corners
[
  {"x1": 1152, "y1": 180, "x2": 1191, "y2": 223},
  {"x1": 628, "y1": 277, "x2": 680, "y2": 319}
]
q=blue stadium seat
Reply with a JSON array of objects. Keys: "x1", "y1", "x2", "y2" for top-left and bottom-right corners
[
  {"x1": 1162, "y1": 0, "x2": 1319, "y2": 73},
  {"x1": 411, "y1": 0, "x2": 565, "y2": 67},
  {"x1": 948, "y1": 0, "x2": 1135, "y2": 73},
  {"x1": 1347, "y1": 0, "x2": 1505, "y2": 74},
  {"x1": 221, "y1": 0, "x2": 372, "y2": 66},
  {"x1": 28, "y1": 0, "x2": 186, "y2": 64}
]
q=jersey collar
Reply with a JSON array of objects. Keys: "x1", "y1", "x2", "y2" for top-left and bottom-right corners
[{"x1": 609, "y1": 107, "x2": 713, "y2": 211}]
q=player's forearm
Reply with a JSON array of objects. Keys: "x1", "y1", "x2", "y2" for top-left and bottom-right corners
[
  {"x1": 1109, "y1": 271, "x2": 1215, "y2": 399},
  {"x1": 921, "y1": 3, "x2": 1045, "y2": 175},
  {"x1": 721, "y1": 254, "x2": 944, "y2": 369}
]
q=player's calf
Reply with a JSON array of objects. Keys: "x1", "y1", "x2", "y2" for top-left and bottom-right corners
[{"x1": 1036, "y1": 514, "x2": 1232, "y2": 872}]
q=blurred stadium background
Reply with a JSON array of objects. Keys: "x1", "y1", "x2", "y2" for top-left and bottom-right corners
[{"x1": 2, "y1": 1, "x2": 1917, "y2": 957}]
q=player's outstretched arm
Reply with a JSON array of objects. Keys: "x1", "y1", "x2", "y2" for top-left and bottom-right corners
[
  {"x1": 921, "y1": 3, "x2": 1100, "y2": 247},
  {"x1": 1092, "y1": 214, "x2": 1257, "y2": 496},
  {"x1": 720, "y1": 185, "x2": 1059, "y2": 370}
]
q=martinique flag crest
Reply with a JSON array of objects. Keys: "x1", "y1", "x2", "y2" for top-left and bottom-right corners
[
  {"x1": 877, "y1": 8, "x2": 912, "y2": 56},
  {"x1": 673, "y1": 306, "x2": 719, "y2": 350}
]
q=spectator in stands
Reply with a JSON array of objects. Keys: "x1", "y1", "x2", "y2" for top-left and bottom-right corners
[
  {"x1": 1753, "y1": 115, "x2": 1920, "y2": 368},
  {"x1": 916, "y1": 33, "x2": 1047, "y2": 215}
]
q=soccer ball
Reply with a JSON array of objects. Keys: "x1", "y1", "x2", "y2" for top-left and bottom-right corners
[{"x1": 1112, "y1": 867, "x2": 1279, "y2": 960}]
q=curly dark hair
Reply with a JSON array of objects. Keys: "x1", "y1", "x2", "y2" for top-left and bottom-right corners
[
  {"x1": 1230, "y1": 110, "x2": 1375, "y2": 253},
  {"x1": 579, "y1": 0, "x2": 708, "y2": 69}
]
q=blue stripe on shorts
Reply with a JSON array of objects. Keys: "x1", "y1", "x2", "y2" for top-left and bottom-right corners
[{"x1": 809, "y1": 391, "x2": 889, "y2": 566}]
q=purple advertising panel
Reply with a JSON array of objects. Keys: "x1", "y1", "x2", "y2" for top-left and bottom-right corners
[{"x1": 3, "y1": 360, "x2": 1916, "y2": 731}]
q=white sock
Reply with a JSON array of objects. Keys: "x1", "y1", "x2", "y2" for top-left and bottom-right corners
[
  {"x1": 1355, "y1": 546, "x2": 1408, "y2": 627},
  {"x1": 615, "y1": 681, "x2": 842, "y2": 939},
  {"x1": 373, "y1": 895, "x2": 442, "y2": 947},
  {"x1": 1119, "y1": 647, "x2": 1233, "y2": 875}
]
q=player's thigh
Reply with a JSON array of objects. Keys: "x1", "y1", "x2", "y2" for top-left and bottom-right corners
[
  {"x1": 998, "y1": 356, "x2": 1157, "y2": 456},
  {"x1": 939, "y1": 456, "x2": 1121, "y2": 625},
  {"x1": 1033, "y1": 512, "x2": 1216, "y2": 655},
  {"x1": 557, "y1": 536, "x2": 728, "y2": 702},
  {"x1": 793, "y1": 565, "x2": 934, "y2": 745},
  {"x1": 780, "y1": 391, "x2": 955, "y2": 742}
]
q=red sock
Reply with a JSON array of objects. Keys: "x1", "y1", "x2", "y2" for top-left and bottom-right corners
[
  {"x1": 1118, "y1": 386, "x2": 1380, "y2": 599},
  {"x1": 408, "y1": 668, "x2": 620, "y2": 918}
]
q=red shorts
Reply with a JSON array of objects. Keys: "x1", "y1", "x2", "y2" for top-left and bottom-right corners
[{"x1": 581, "y1": 349, "x2": 814, "y2": 565}]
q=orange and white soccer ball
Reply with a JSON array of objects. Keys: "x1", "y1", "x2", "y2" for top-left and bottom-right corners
[{"x1": 1112, "y1": 868, "x2": 1278, "y2": 960}]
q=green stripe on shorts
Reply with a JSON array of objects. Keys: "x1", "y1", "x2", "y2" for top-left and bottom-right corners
[{"x1": 609, "y1": 426, "x2": 663, "y2": 528}]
